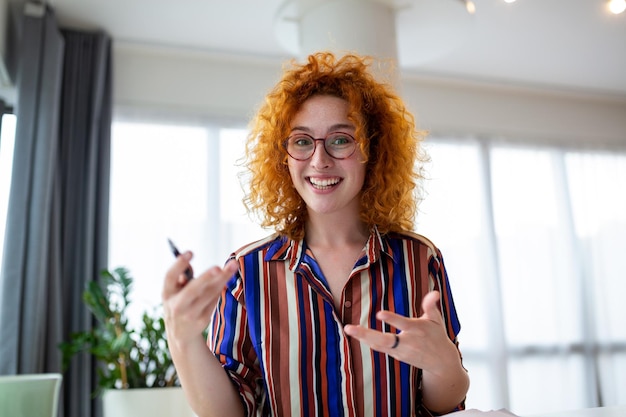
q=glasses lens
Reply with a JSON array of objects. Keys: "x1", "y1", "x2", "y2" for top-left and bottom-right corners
[
  {"x1": 325, "y1": 132, "x2": 355, "y2": 159},
  {"x1": 286, "y1": 135, "x2": 315, "y2": 160}
]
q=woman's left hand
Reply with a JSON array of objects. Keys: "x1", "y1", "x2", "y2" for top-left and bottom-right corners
[
  {"x1": 343, "y1": 291, "x2": 459, "y2": 373},
  {"x1": 344, "y1": 290, "x2": 469, "y2": 412}
]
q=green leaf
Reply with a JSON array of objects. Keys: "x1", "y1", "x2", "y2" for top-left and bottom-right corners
[{"x1": 58, "y1": 267, "x2": 179, "y2": 394}]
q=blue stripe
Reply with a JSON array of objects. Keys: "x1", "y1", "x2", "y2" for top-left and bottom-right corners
[
  {"x1": 439, "y1": 254, "x2": 461, "y2": 335},
  {"x1": 218, "y1": 284, "x2": 240, "y2": 370},
  {"x1": 243, "y1": 253, "x2": 262, "y2": 349},
  {"x1": 324, "y1": 303, "x2": 344, "y2": 417},
  {"x1": 391, "y1": 243, "x2": 412, "y2": 415}
]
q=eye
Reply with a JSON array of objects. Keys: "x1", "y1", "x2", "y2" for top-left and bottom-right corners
[
  {"x1": 291, "y1": 135, "x2": 314, "y2": 147},
  {"x1": 327, "y1": 133, "x2": 354, "y2": 146}
]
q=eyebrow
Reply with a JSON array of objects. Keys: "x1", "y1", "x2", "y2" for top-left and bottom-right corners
[{"x1": 290, "y1": 123, "x2": 355, "y2": 134}]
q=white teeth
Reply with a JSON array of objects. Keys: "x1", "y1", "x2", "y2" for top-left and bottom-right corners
[{"x1": 309, "y1": 177, "x2": 340, "y2": 188}]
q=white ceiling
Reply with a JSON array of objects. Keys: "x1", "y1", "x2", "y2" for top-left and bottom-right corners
[{"x1": 48, "y1": 0, "x2": 626, "y2": 98}]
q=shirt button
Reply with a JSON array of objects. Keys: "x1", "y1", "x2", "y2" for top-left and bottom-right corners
[{"x1": 344, "y1": 301, "x2": 352, "y2": 308}]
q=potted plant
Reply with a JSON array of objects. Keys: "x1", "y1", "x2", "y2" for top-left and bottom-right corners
[{"x1": 59, "y1": 267, "x2": 193, "y2": 417}]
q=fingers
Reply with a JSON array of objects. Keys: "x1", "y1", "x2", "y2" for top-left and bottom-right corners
[
  {"x1": 420, "y1": 290, "x2": 444, "y2": 326},
  {"x1": 373, "y1": 291, "x2": 443, "y2": 332},
  {"x1": 162, "y1": 258, "x2": 239, "y2": 343},
  {"x1": 344, "y1": 291, "x2": 445, "y2": 356},
  {"x1": 163, "y1": 250, "x2": 195, "y2": 299},
  {"x1": 344, "y1": 324, "x2": 399, "y2": 351},
  {"x1": 195, "y1": 259, "x2": 238, "y2": 292},
  {"x1": 178, "y1": 260, "x2": 238, "y2": 304},
  {"x1": 163, "y1": 253, "x2": 239, "y2": 303}
]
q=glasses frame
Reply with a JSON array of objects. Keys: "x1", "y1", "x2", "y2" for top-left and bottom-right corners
[{"x1": 284, "y1": 131, "x2": 357, "y2": 161}]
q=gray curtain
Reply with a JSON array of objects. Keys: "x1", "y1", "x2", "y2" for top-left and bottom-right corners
[{"x1": 0, "y1": 4, "x2": 112, "y2": 417}]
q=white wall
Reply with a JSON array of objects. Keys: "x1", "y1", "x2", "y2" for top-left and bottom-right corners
[
  {"x1": 113, "y1": 43, "x2": 282, "y2": 125},
  {"x1": 402, "y1": 76, "x2": 626, "y2": 148},
  {"x1": 113, "y1": 43, "x2": 626, "y2": 148}
]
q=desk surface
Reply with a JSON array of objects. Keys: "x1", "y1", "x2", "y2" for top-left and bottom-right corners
[{"x1": 526, "y1": 405, "x2": 626, "y2": 417}]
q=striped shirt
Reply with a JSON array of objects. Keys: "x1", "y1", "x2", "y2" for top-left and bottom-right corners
[{"x1": 210, "y1": 227, "x2": 464, "y2": 417}]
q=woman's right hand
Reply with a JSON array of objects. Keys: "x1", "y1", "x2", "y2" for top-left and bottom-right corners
[
  {"x1": 161, "y1": 253, "x2": 245, "y2": 416},
  {"x1": 162, "y1": 251, "x2": 239, "y2": 347}
]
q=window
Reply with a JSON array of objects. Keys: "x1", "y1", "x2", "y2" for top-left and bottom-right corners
[
  {"x1": 0, "y1": 113, "x2": 17, "y2": 278},
  {"x1": 416, "y1": 139, "x2": 626, "y2": 414},
  {"x1": 109, "y1": 120, "x2": 266, "y2": 325}
]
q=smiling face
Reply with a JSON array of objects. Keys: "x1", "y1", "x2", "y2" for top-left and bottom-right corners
[{"x1": 287, "y1": 95, "x2": 366, "y2": 219}]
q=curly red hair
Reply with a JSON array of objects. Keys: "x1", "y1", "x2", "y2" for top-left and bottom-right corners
[{"x1": 243, "y1": 51, "x2": 428, "y2": 240}]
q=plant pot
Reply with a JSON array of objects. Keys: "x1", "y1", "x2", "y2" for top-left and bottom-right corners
[{"x1": 102, "y1": 387, "x2": 195, "y2": 417}]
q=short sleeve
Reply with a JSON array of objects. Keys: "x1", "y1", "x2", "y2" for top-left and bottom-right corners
[{"x1": 209, "y1": 269, "x2": 267, "y2": 416}]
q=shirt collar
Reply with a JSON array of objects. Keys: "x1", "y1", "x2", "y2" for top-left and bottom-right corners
[{"x1": 265, "y1": 226, "x2": 395, "y2": 271}]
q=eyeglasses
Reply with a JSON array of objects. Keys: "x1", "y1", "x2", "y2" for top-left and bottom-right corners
[{"x1": 284, "y1": 131, "x2": 357, "y2": 161}]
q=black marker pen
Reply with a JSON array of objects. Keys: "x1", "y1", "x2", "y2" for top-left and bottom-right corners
[{"x1": 167, "y1": 238, "x2": 193, "y2": 281}]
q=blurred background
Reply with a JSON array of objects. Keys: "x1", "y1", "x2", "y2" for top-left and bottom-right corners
[{"x1": 0, "y1": 0, "x2": 625, "y2": 415}]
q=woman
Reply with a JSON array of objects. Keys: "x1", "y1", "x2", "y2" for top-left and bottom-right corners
[{"x1": 163, "y1": 52, "x2": 469, "y2": 417}]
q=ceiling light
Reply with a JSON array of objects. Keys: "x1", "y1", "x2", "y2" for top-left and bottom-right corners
[
  {"x1": 608, "y1": 0, "x2": 626, "y2": 14},
  {"x1": 503, "y1": 0, "x2": 517, "y2": 3},
  {"x1": 465, "y1": 1, "x2": 476, "y2": 14},
  {"x1": 275, "y1": 0, "x2": 476, "y2": 66}
]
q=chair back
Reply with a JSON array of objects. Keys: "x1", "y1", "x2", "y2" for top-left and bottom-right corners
[{"x1": 0, "y1": 373, "x2": 63, "y2": 417}]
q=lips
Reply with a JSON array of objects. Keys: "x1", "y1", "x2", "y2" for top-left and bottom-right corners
[{"x1": 308, "y1": 177, "x2": 341, "y2": 190}]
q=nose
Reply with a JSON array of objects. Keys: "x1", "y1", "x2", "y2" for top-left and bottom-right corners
[{"x1": 309, "y1": 139, "x2": 333, "y2": 168}]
